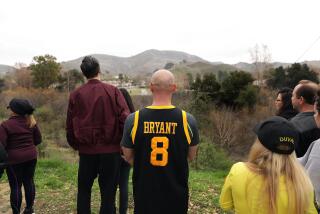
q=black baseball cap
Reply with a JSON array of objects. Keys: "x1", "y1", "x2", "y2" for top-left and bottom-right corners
[
  {"x1": 7, "y1": 98, "x2": 35, "y2": 116},
  {"x1": 253, "y1": 116, "x2": 299, "y2": 155}
]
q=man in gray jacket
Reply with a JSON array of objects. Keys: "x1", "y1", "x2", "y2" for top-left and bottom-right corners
[
  {"x1": 290, "y1": 81, "x2": 320, "y2": 157},
  {"x1": 299, "y1": 140, "x2": 320, "y2": 210},
  {"x1": 299, "y1": 92, "x2": 320, "y2": 211}
]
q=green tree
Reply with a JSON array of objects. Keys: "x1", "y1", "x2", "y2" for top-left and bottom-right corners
[
  {"x1": 199, "y1": 73, "x2": 221, "y2": 98},
  {"x1": 30, "y1": 55, "x2": 61, "y2": 88},
  {"x1": 286, "y1": 63, "x2": 319, "y2": 88},
  {"x1": 220, "y1": 71, "x2": 255, "y2": 107},
  {"x1": 266, "y1": 63, "x2": 319, "y2": 89},
  {"x1": 237, "y1": 85, "x2": 259, "y2": 110},
  {"x1": 191, "y1": 73, "x2": 202, "y2": 90},
  {"x1": 186, "y1": 72, "x2": 193, "y2": 89},
  {"x1": 265, "y1": 66, "x2": 286, "y2": 89},
  {"x1": 57, "y1": 69, "x2": 85, "y2": 91},
  {"x1": 217, "y1": 70, "x2": 229, "y2": 83}
]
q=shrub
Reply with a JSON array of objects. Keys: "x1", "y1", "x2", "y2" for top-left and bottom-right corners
[{"x1": 190, "y1": 137, "x2": 233, "y2": 170}]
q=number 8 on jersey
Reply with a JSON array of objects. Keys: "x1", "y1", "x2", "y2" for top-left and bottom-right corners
[{"x1": 150, "y1": 136, "x2": 169, "y2": 166}]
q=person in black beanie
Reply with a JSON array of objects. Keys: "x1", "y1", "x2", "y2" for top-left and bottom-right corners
[{"x1": 0, "y1": 98, "x2": 42, "y2": 214}]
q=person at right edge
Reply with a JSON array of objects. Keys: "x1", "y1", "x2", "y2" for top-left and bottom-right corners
[
  {"x1": 220, "y1": 116, "x2": 317, "y2": 214},
  {"x1": 121, "y1": 69, "x2": 199, "y2": 214},
  {"x1": 290, "y1": 80, "x2": 320, "y2": 157},
  {"x1": 299, "y1": 91, "x2": 320, "y2": 212},
  {"x1": 66, "y1": 56, "x2": 130, "y2": 214}
]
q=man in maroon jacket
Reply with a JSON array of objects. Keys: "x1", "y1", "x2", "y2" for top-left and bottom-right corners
[{"x1": 66, "y1": 56, "x2": 130, "y2": 214}]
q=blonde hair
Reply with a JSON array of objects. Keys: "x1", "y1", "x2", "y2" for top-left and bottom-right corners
[
  {"x1": 246, "y1": 139, "x2": 313, "y2": 214},
  {"x1": 26, "y1": 114, "x2": 37, "y2": 128}
]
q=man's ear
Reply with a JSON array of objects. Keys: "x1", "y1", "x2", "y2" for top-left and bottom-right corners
[
  {"x1": 170, "y1": 84, "x2": 177, "y2": 92},
  {"x1": 149, "y1": 84, "x2": 154, "y2": 93}
]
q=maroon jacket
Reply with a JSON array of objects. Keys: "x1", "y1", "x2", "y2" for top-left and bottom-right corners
[
  {"x1": 0, "y1": 116, "x2": 42, "y2": 165},
  {"x1": 66, "y1": 79, "x2": 130, "y2": 154}
]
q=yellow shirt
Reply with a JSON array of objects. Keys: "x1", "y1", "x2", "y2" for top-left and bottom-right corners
[{"x1": 219, "y1": 162, "x2": 317, "y2": 214}]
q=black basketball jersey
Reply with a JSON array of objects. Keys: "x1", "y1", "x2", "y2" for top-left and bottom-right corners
[{"x1": 131, "y1": 106, "x2": 191, "y2": 214}]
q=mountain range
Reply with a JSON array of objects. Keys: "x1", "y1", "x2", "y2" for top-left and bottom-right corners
[
  {"x1": 0, "y1": 64, "x2": 15, "y2": 74},
  {"x1": 60, "y1": 49, "x2": 207, "y2": 74},
  {"x1": 1, "y1": 49, "x2": 319, "y2": 75}
]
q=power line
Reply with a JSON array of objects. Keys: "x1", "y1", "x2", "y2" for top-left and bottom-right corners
[{"x1": 295, "y1": 35, "x2": 320, "y2": 62}]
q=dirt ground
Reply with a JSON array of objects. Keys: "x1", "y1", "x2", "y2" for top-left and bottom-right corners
[{"x1": 0, "y1": 183, "x2": 10, "y2": 214}]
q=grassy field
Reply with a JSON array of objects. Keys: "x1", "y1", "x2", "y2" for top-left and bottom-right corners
[{"x1": 0, "y1": 157, "x2": 230, "y2": 214}]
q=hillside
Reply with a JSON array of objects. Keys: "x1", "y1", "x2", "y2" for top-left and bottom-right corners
[
  {"x1": 172, "y1": 61, "x2": 237, "y2": 76},
  {"x1": 233, "y1": 62, "x2": 291, "y2": 73},
  {"x1": 61, "y1": 49, "x2": 206, "y2": 75},
  {"x1": 0, "y1": 65, "x2": 15, "y2": 74}
]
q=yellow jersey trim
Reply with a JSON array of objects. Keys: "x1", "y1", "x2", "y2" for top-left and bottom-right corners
[
  {"x1": 131, "y1": 111, "x2": 139, "y2": 144},
  {"x1": 182, "y1": 110, "x2": 191, "y2": 144},
  {"x1": 146, "y1": 105, "x2": 175, "y2": 109}
]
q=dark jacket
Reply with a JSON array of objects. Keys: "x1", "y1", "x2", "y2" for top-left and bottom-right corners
[
  {"x1": 277, "y1": 109, "x2": 298, "y2": 120},
  {"x1": 290, "y1": 112, "x2": 320, "y2": 157},
  {"x1": 66, "y1": 79, "x2": 130, "y2": 154},
  {"x1": 0, "y1": 116, "x2": 42, "y2": 165}
]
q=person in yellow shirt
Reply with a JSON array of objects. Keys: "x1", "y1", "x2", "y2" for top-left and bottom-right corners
[{"x1": 220, "y1": 116, "x2": 317, "y2": 214}]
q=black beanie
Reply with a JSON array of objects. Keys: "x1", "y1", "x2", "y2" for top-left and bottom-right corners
[{"x1": 8, "y1": 98, "x2": 35, "y2": 115}]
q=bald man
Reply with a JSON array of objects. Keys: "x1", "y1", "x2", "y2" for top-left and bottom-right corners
[
  {"x1": 121, "y1": 69, "x2": 199, "y2": 214},
  {"x1": 291, "y1": 80, "x2": 320, "y2": 157}
]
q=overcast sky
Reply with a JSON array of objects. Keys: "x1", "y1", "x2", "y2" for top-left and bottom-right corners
[{"x1": 0, "y1": 0, "x2": 320, "y2": 66}]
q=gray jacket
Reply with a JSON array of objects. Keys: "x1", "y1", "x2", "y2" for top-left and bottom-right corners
[{"x1": 299, "y1": 139, "x2": 320, "y2": 206}]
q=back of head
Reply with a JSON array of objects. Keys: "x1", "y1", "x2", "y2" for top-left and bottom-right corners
[
  {"x1": 295, "y1": 81, "x2": 318, "y2": 105},
  {"x1": 248, "y1": 117, "x2": 313, "y2": 214},
  {"x1": 80, "y1": 56, "x2": 100, "y2": 79},
  {"x1": 8, "y1": 98, "x2": 37, "y2": 128},
  {"x1": 150, "y1": 69, "x2": 176, "y2": 93},
  {"x1": 8, "y1": 98, "x2": 34, "y2": 116}
]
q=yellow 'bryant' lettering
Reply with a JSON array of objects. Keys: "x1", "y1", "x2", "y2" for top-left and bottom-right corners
[{"x1": 144, "y1": 121, "x2": 178, "y2": 134}]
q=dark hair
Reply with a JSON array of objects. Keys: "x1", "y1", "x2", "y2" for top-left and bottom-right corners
[
  {"x1": 276, "y1": 88, "x2": 298, "y2": 119},
  {"x1": 295, "y1": 84, "x2": 317, "y2": 105},
  {"x1": 277, "y1": 88, "x2": 293, "y2": 112},
  {"x1": 119, "y1": 88, "x2": 135, "y2": 113},
  {"x1": 80, "y1": 56, "x2": 100, "y2": 79},
  {"x1": 315, "y1": 90, "x2": 320, "y2": 112}
]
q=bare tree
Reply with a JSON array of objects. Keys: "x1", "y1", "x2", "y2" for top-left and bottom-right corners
[
  {"x1": 210, "y1": 108, "x2": 237, "y2": 149},
  {"x1": 250, "y1": 44, "x2": 272, "y2": 85}
]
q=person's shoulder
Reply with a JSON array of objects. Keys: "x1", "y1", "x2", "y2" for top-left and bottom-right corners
[
  {"x1": 185, "y1": 112, "x2": 196, "y2": 120},
  {"x1": 231, "y1": 162, "x2": 246, "y2": 169},
  {"x1": 309, "y1": 139, "x2": 320, "y2": 154},
  {"x1": 127, "y1": 112, "x2": 136, "y2": 121},
  {"x1": 0, "y1": 119, "x2": 10, "y2": 127},
  {"x1": 100, "y1": 81, "x2": 117, "y2": 90},
  {"x1": 229, "y1": 162, "x2": 248, "y2": 175},
  {"x1": 69, "y1": 83, "x2": 87, "y2": 97},
  {"x1": 0, "y1": 117, "x2": 21, "y2": 130}
]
